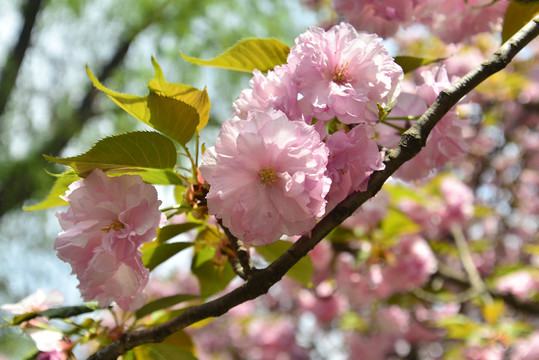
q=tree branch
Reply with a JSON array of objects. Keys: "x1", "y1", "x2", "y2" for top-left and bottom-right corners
[
  {"x1": 0, "y1": 0, "x2": 45, "y2": 122},
  {"x1": 88, "y1": 16, "x2": 539, "y2": 360}
]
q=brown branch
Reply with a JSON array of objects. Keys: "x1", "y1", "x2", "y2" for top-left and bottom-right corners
[
  {"x1": 0, "y1": 0, "x2": 45, "y2": 122},
  {"x1": 88, "y1": 16, "x2": 539, "y2": 360}
]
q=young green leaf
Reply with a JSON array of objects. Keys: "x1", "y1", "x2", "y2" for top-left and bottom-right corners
[
  {"x1": 394, "y1": 56, "x2": 445, "y2": 74},
  {"x1": 44, "y1": 131, "x2": 182, "y2": 184},
  {"x1": 156, "y1": 223, "x2": 201, "y2": 243},
  {"x1": 149, "y1": 57, "x2": 211, "y2": 131},
  {"x1": 191, "y1": 248, "x2": 236, "y2": 298},
  {"x1": 135, "y1": 294, "x2": 199, "y2": 319},
  {"x1": 180, "y1": 38, "x2": 290, "y2": 73},
  {"x1": 87, "y1": 67, "x2": 200, "y2": 145},
  {"x1": 23, "y1": 170, "x2": 80, "y2": 211},
  {"x1": 142, "y1": 242, "x2": 193, "y2": 271},
  {"x1": 255, "y1": 240, "x2": 314, "y2": 287},
  {"x1": 502, "y1": 1, "x2": 539, "y2": 43}
]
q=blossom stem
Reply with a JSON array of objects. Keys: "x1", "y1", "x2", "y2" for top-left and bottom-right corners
[{"x1": 451, "y1": 224, "x2": 493, "y2": 304}]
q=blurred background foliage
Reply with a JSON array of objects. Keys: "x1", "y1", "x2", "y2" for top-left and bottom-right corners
[{"x1": 0, "y1": 0, "x2": 316, "y2": 357}]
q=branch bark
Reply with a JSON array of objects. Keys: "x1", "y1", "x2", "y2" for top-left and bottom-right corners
[
  {"x1": 88, "y1": 16, "x2": 539, "y2": 360},
  {"x1": 0, "y1": 0, "x2": 45, "y2": 122}
]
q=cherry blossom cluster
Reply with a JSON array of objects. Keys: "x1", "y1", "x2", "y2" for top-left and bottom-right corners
[
  {"x1": 332, "y1": 0, "x2": 509, "y2": 42},
  {"x1": 54, "y1": 169, "x2": 165, "y2": 311},
  {"x1": 202, "y1": 22, "x2": 402, "y2": 245}
]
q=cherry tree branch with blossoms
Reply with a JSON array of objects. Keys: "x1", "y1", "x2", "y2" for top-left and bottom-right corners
[{"x1": 87, "y1": 15, "x2": 539, "y2": 360}]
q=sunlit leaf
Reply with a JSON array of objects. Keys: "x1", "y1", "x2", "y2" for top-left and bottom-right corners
[
  {"x1": 2, "y1": 303, "x2": 101, "y2": 327},
  {"x1": 149, "y1": 57, "x2": 211, "y2": 131},
  {"x1": 180, "y1": 38, "x2": 290, "y2": 73},
  {"x1": 136, "y1": 294, "x2": 199, "y2": 319},
  {"x1": 482, "y1": 300, "x2": 505, "y2": 325},
  {"x1": 130, "y1": 342, "x2": 197, "y2": 360},
  {"x1": 394, "y1": 55, "x2": 444, "y2": 74},
  {"x1": 44, "y1": 131, "x2": 182, "y2": 184},
  {"x1": 191, "y1": 248, "x2": 236, "y2": 298},
  {"x1": 255, "y1": 240, "x2": 313, "y2": 287},
  {"x1": 87, "y1": 67, "x2": 199, "y2": 145},
  {"x1": 23, "y1": 171, "x2": 80, "y2": 211},
  {"x1": 380, "y1": 208, "x2": 421, "y2": 240},
  {"x1": 502, "y1": 1, "x2": 539, "y2": 43},
  {"x1": 142, "y1": 242, "x2": 193, "y2": 271}
]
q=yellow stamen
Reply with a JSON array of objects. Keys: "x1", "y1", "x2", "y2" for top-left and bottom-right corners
[
  {"x1": 332, "y1": 62, "x2": 350, "y2": 84},
  {"x1": 257, "y1": 167, "x2": 277, "y2": 185},
  {"x1": 101, "y1": 219, "x2": 125, "y2": 233}
]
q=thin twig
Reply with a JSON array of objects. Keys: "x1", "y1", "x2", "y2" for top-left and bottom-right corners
[
  {"x1": 88, "y1": 15, "x2": 539, "y2": 360},
  {"x1": 451, "y1": 224, "x2": 493, "y2": 304}
]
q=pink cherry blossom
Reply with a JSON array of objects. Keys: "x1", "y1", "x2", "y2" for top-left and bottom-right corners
[
  {"x1": 429, "y1": 0, "x2": 508, "y2": 44},
  {"x1": 382, "y1": 235, "x2": 438, "y2": 292},
  {"x1": 54, "y1": 169, "x2": 165, "y2": 311},
  {"x1": 462, "y1": 344, "x2": 505, "y2": 360},
  {"x1": 288, "y1": 22, "x2": 403, "y2": 124},
  {"x1": 391, "y1": 67, "x2": 470, "y2": 181},
  {"x1": 332, "y1": 0, "x2": 432, "y2": 38},
  {"x1": 200, "y1": 109, "x2": 331, "y2": 245},
  {"x1": 495, "y1": 270, "x2": 539, "y2": 302},
  {"x1": 512, "y1": 332, "x2": 539, "y2": 360},
  {"x1": 233, "y1": 65, "x2": 302, "y2": 122},
  {"x1": 1, "y1": 289, "x2": 64, "y2": 314},
  {"x1": 324, "y1": 124, "x2": 385, "y2": 211}
]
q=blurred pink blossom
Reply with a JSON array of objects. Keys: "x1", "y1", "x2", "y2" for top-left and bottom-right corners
[
  {"x1": 462, "y1": 344, "x2": 505, "y2": 360},
  {"x1": 512, "y1": 332, "x2": 539, "y2": 360},
  {"x1": 495, "y1": 270, "x2": 539, "y2": 302},
  {"x1": 200, "y1": 109, "x2": 331, "y2": 245},
  {"x1": 1, "y1": 289, "x2": 64, "y2": 314},
  {"x1": 54, "y1": 169, "x2": 165, "y2": 311},
  {"x1": 325, "y1": 125, "x2": 385, "y2": 211}
]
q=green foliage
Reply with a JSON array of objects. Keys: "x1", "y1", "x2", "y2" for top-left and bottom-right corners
[
  {"x1": 23, "y1": 170, "x2": 80, "y2": 211},
  {"x1": 379, "y1": 208, "x2": 421, "y2": 241},
  {"x1": 142, "y1": 242, "x2": 193, "y2": 271},
  {"x1": 127, "y1": 331, "x2": 197, "y2": 360},
  {"x1": 180, "y1": 38, "x2": 290, "y2": 73},
  {"x1": 255, "y1": 240, "x2": 314, "y2": 287},
  {"x1": 394, "y1": 55, "x2": 445, "y2": 74},
  {"x1": 149, "y1": 57, "x2": 211, "y2": 131},
  {"x1": 1, "y1": 303, "x2": 101, "y2": 327},
  {"x1": 44, "y1": 131, "x2": 181, "y2": 183},
  {"x1": 156, "y1": 223, "x2": 201, "y2": 243},
  {"x1": 502, "y1": 1, "x2": 539, "y2": 43},
  {"x1": 191, "y1": 248, "x2": 236, "y2": 298},
  {"x1": 87, "y1": 67, "x2": 200, "y2": 146},
  {"x1": 135, "y1": 294, "x2": 199, "y2": 319}
]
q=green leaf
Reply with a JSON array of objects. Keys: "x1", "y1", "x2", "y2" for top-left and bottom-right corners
[
  {"x1": 255, "y1": 240, "x2": 314, "y2": 287},
  {"x1": 380, "y1": 208, "x2": 421, "y2": 240},
  {"x1": 180, "y1": 38, "x2": 290, "y2": 73},
  {"x1": 2, "y1": 303, "x2": 101, "y2": 327},
  {"x1": 156, "y1": 223, "x2": 201, "y2": 243},
  {"x1": 136, "y1": 294, "x2": 199, "y2": 319},
  {"x1": 142, "y1": 242, "x2": 193, "y2": 271},
  {"x1": 394, "y1": 55, "x2": 444, "y2": 74},
  {"x1": 502, "y1": 1, "x2": 539, "y2": 43},
  {"x1": 23, "y1": 171, "x2": 80, "y2": 211},
  {"x1": 87, "y1": 67, "x2": 199, "y2": 146},
  {"x1": 191, "y1": 248, "x2": 236, "y2": 298},
  {"x1": 44, "y1": 131, "x2": 182, "y2": 184},
  {"x1": 130, "y1": 343, "x2": 197, "y2": 360},
  {"x1": 149, "y1": 57, "x2": 211, "y2": 131}
]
